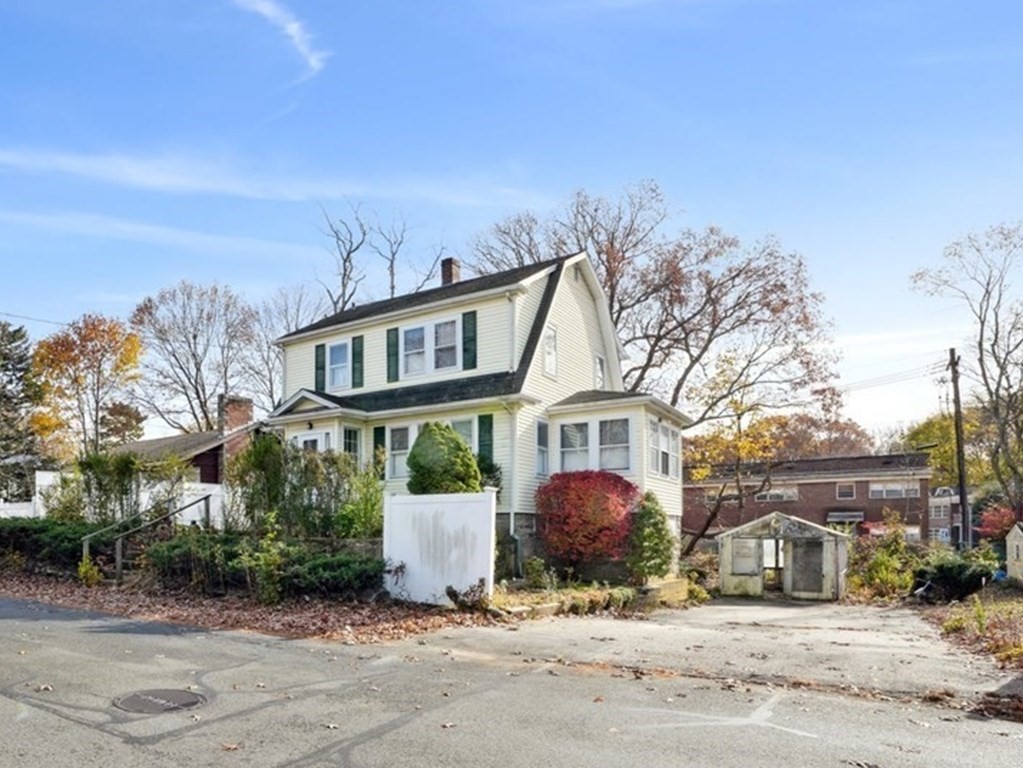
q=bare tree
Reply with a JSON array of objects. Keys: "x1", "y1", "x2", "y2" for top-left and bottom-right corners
[
  {"x1": 371, "y1": 213, "x2": 408, "y2": 299},
  {"x1": 320, "y1": 204, "x2": 368, "y2": 314},
  {"x1": 913, "y1": 223, "x2": 1023, "y2": 519},
  {"x1": 243, "y1": 284, "x2": 327, "y2": 414},
  {"x1": 467, "y1": 181, "x2": 836, "y2": 428},
  {"x1": 131, "y1": 281, "x2": 257, "y2": 432}
]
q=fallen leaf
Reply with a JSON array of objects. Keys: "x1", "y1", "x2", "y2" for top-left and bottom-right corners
[
  {"x1": 441, "y1": 722, "x2": 457, "y2": 729},
  {"x1": 221, "y1": 743, "x2": 241, "y2": 751},
  {"x1": 593, "y1": 696, "x2": 605, "y2": 703}
]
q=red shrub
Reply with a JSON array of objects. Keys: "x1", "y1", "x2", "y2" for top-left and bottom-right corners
[
  {"x1": 535, "y1": 471, "x2": 640, "y2": 568},
  {"x1": 976, "y1": 505, "x2": 1017, "y2": 541}
]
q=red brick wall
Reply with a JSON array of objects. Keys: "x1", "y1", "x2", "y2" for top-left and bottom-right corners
[{"x1": 683, "y1": 477, "x2": 931, "y2": 537}]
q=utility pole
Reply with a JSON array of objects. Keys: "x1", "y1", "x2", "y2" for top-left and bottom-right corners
[{"x1": 948, "y1": 348, "x2": 971, "y2": 549}]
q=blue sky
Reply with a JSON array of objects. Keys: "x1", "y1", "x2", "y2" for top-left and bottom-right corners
[{"x1": 2, "y1": 0, "x2": 1021, "y2": 433}]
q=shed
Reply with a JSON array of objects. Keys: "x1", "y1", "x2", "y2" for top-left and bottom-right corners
[
  {"x1": 717, "y1": 511, "x2": 850, "y2": 601},
  {"x1": 1007, "y1": 523, "x2": 1023, "y2": 583}
]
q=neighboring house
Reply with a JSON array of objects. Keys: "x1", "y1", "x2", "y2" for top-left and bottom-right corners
[
  {"x1": 683, "y1": 453, "x2": 933, "y2": 542},
  {"x1": 267, "y1": 255, "x2": 688, "y2": 552},
  {"x1": 111, "y1": 396, "x2": 258, "y2": 484},
  {"x1": 927, "y1": 486, "x2": 970, "y2": 547},
  {"x1": 1007, "y1": 523, "x2": 1023, "y2": 583}
]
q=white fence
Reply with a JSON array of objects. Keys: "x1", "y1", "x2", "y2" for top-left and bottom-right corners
[
  {"x1": 2, "y1": 471, "x2": 228, "y2": 527},
  {"x1": 383, "y1": 490, "x2": 496, "y2": 606},
  {"x1": 0, "y1": 501, "x2": 35, "y2": 519}
]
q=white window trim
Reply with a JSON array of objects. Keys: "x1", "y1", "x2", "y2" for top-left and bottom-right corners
[
  {"x1": 594, "y1": 354, "x2": 607, "y2": 390},
  {"x1": 387, "y1": 424, "x2": 418, "y2": 479},
  {"x1": 542, "y1": 324, "x2": 558, "y2": 378},
  {"x1": 328, "y1": 339, "x2": 351, "y2": 391},
  {"x1": 648, "y1": 419, "x2": 680, "y2": 479},
  {"x1": 598, "y1": 417, "x2": 631, "y2": 471},
  {"x1": 755, "y1": 486, "x2": 799, "y2": 502},
  {"x1": 558, "y1": 417, "x2": 633, "y2": 473},
  {"x1": 342, "y1": 426, "x2": 361, "y2": 460},
  {"x1": 291, "y1": 429, "x2": 333, "y2": 453},
  {"x1": 449, "y1": 418, "x2": 475, "y2": 452},
  {"x1": 835, "y1": 482, "x2": 856, "y2": 501},
  {"x1": 868, "y1": 481, "x2": 921, "y2": 499},
  {"x1": 536, "y1": 419, "x2": 550, "y2": 477},
  {"x1": 399, "y1": 317, "x2": 461, "y2": 379}
]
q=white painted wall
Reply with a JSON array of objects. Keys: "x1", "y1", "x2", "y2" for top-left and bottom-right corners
[{"x1": 383, "y1": 490, "x2": 496, "y2": 605}]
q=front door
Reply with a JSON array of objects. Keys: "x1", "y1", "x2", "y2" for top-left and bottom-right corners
[{"x1": 790, "y1": 539, "x2": 824, "y2": 594}]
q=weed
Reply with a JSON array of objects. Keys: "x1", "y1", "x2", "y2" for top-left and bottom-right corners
[{"x1": 77, "y1": 554, "x2": 103, "y2": 587}]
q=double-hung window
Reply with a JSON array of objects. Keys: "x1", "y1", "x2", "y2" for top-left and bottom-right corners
[
  {"x1": 868, "y1": 481, "x2": 921, "y2": 499},
  {"x1": 598, "y1": 418, "x2": 630, "y2": 470},
  {"x1": 343, "y1": 427, "x2": 360, "y2": 460},
  {"x1": 328, "y1": 341, "x2": 350, "y2": 390},
  {"x1": 403, "y1": 327, "x2": 426, "y2": 376},
  {"x1": 648, "y1": 420, "x2": 680, "y2": 478},
  {"x1": 755, "y1": 487, "x2": 799, "y2": 502},
  {"x1": 389, "y1": 426, "x2": 412, "y2": 478},
  {"x1": 560, "y1": 423, "x2": 588, "y2": 471},
  {"x1": 434, "y1": 321, "x2": 458, "y2": 370},
  {"x1": 450, "y1": 418, "x2": 473, "y2": 449},
  {"x1": 536, "y1": 421, "x2": 549, "y2": 475},
  {"x1": 401, "y1": 319, "x2": 459, "y2": 377}
]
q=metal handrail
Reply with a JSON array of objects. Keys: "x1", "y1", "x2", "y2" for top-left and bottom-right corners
[{"x1": 112, "y1": 495, "x2": 212, "y2": 584}]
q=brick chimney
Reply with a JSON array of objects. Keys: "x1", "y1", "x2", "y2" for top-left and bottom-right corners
[
  {"x1": 441, "y1": 257, "x2": 461, "y2": 286},
  {"x1": 217, "y1": 394, "x2": 253, "y2": 435}
]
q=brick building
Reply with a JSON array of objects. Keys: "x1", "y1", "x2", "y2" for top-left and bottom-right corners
[{"x1": 683, "y1": 453, "x2": 933, "y2": 543}]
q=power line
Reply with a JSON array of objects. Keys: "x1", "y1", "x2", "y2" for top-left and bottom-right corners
[
  {"x1": 838, "y1": 361, "x2": 946, "y2": 393},
  {"x1": 0, "y1": 311, "x2": 67, "y2": 327}
]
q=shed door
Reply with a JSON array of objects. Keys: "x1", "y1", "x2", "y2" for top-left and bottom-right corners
[{"x1": 790, "y1": 539, "x2": 824, "y2": 593}]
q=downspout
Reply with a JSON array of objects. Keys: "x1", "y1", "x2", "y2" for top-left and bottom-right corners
[{"x1": 505, "y1": 290, "x2": 521, "y2": 575}]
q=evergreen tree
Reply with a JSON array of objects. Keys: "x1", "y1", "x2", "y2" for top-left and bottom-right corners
[
  {"x1": 406, "y1": 422, "x2": 482, "y2": 494},
  {"x1": 0, "y1": 322, "x2": 42, "y2": 500}
]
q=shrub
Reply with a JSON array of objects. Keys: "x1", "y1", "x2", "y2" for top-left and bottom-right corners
[
  {"x1": 283, "y1": 552, "x2": 385, "y2": 597},
  {"x1": 626, "y1": 491, "x2": 675, "y2": 585},
  {"x1": 77, "y1": 554, "x2": 103, "y2": 587},
  {"x1": 535, "y1": 471, "x2": 640, "y2": 570},
  {"x1": 847, "y1": 508, "x2": 922, "y2": 599},
  {"x1": 144, "y1": 529, "x2": 247, "y2": 594},
  {"x1": 226, "y1": 436, "x2": 384, "y2": 539},
  {"x1": 0, "y1": 517, "x2": 118, "y2": 571},
  {"x1": 40, "y1": 473, "x2": 87, "y2": 521},
  {"x1": 406, "y1": 422, "x2": 482, "y2": 494},
  {"x1": 913, "y1": 549, "x2": 995, "y2": 602}
]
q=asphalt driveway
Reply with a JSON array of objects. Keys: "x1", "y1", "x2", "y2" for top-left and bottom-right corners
[{"x1": 2, "y1": 596, "x2": 1020, "y2": 767}]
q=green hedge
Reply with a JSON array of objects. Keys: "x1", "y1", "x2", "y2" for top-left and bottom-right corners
[
  {"x1": 144, "y1": 531, "x2": 384, "y2": 599},
  {"x1": 0, "y1": 518, "x2": 119, "y2": 571}
]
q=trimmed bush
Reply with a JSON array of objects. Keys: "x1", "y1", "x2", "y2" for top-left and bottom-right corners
[
  {"x1": 535, "y1": 470, "x2": 640, "y2": 570},
  {"x1": 913, "y1": 550, "x2": 996, "y2": 603},
  {"x1": 626, "y1": 491, "x2": 675, "y2": 585},
  {"x1": 406, "y1": 421, "x2": 482, "y2": 494},
  {"x1": 0, "y1": 517, "x2": 118, "y2": 571}
]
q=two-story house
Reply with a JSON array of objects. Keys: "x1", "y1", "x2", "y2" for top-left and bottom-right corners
[
  {"x1": 267, "y1": 254, "x2": 688, "y2": 556},
  {"x1": 683, "y1": 453, "x2": 933, "y2": 542}
]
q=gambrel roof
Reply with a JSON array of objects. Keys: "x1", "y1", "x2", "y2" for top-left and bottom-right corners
[{"x1": 280, "y1": 254, "x2": 577, "y2": 342}]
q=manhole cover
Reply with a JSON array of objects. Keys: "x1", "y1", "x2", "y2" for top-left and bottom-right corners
[{"x1": 113, "y1": 689, "x2": 206, "y2": 714}]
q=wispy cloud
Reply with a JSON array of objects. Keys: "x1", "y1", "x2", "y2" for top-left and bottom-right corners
[
  {"x1": 231, "y1": 0, "x2": 330, "y2": 78},
  {"x1": 0, "y1": 209, "x2": 322, "y2": 262},
  {"x1": 0, "y1": 147, "x2": 546, "y2": 208}
]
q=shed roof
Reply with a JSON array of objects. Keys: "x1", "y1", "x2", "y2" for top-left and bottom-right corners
[{"x1": 716, "y1": 511, "x2": 850, "y2": 540}]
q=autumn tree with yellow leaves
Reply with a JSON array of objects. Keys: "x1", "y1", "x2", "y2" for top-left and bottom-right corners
[{"x1": 32, "y1": 314, "x2": 142, "y2": 458}]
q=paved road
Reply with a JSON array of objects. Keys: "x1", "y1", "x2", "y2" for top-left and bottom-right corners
[{"x1": 1, "y1": 596, "x2": 1020, "y2": 767}]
